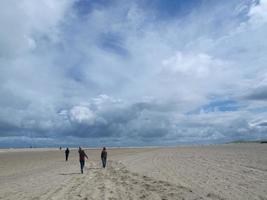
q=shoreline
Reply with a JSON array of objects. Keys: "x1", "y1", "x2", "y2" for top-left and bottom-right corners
[{"x1": 1, "y1": 141, "x2": 266, "y2": 153}]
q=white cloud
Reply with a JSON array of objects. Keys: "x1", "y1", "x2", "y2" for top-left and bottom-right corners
[
  {"x1": 162, "y1": 52, "x2": 224, "y2": 78},
  {"x1": 249, "y1": 118, "x2": 267, "y2": 127},
  {"x1": 248, "y1": 0, "x2": 267, "y2": 25},
  {"x1": 70, "y1": 106, "x2": 96, "y2": 125},
  {"x1": 0, "y1": 0, "x2": 73, "y2": 57}
]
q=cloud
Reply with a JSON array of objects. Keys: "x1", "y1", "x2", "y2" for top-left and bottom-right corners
[
  {"x1": 0, "y1": 0, "x2": 74, "y2": 57},
  {"x1": 69, "y1": 106, "x2": 96, "y2": 125},
  {"x1": 0, "y1": 0, "x2": 267, "y2": 147},
  {"x1": 248, "y1": 0, "x2": 267, "y2": 25},
  {"x1": 245, "y1": 86, "x2": 267, "y2": 100},
  {"x1": 249, "y1": 119, "x2": 267, "y2": 127}
]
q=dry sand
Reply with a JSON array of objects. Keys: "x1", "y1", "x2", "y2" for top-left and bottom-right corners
[{"x1": 0, "y1": 144, "x2": 267, "y2": 200}]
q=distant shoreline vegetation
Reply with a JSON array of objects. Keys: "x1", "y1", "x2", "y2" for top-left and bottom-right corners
[{"x1": 228, "y1": 140, "x2": 267, "y2": 144}]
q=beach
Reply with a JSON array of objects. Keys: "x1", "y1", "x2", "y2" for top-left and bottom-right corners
[{"x1": 0, "y1": 144, "x2": 267, "y2": 200}]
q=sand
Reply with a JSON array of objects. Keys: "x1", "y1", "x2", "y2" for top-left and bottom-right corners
[{"x1": 0, "y1": 144, "x2": 267, "y2": 200}]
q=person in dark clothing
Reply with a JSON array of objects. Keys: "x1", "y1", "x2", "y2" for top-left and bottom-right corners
[
  {"x1": 101, "y1": 147, "x2": 107, "y2": 168},
  {"x1": 65, "y1": 148, "x2": 70, "y2": 161},
  {"x1": 78, "y1": 147, "x2": 88, "y2": 174}
]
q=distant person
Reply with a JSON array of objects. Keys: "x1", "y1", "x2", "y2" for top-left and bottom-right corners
[
  {"x1": 65, "y1": 148, "x2": 70, "y2": 161},
  {"x1": 59, "y1": 146, "x2": 62, "y2": 150},
  {"x1": 101, "y1": 147, "x2": 107, "y2": 168},
  {"x1": 78, "y1": 147, "x2": 88, "y2": 174}
]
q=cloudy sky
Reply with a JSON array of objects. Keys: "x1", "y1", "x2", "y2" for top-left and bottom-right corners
[{"x1": 0, "y1": 0, "x2": 267, "y2": 147}]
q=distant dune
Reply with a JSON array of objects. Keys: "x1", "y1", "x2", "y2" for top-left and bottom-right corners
[{"x1": 229, "y1": 139, "x2": 267, "y2": 144}]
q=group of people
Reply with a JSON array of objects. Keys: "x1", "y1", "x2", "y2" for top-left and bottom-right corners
[{"x1": 64, "y1": 147, "x2": 107, "y2": 174}]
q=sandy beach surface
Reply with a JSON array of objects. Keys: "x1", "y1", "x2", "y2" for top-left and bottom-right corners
[{"x1": 0, "y1": 144, "x2": 267, "y2": 200}]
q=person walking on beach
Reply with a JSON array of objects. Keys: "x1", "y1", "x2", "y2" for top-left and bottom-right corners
[
  {"x1": 78, "y1": 147, "x2": 88, "y2": 174},
  {"x1": 65, "y1": 147, "x2": 70, "y2": 161},
  {"x1": 101, "y1": 147, "x2": 107, "y2": 168}
]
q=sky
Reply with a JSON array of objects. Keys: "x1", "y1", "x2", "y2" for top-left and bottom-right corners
[{"x1": 0, "y1": 0, "x2": 267, "y2": 148}]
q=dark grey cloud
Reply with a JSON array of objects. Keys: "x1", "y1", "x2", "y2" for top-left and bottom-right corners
[
  {"x1": 256, "y1": 121, "x2": 267, "y2": 126},
  {"x1": 245, "y1": 86, "x2": 267, "y2": 100},
  {"x1": 1, "y1": 96, "x2": 266, "y2": 147}
]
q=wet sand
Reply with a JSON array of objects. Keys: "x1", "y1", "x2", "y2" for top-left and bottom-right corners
[{"x1": 0, "y1": 144, "x2": 267, "y2": 200}]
